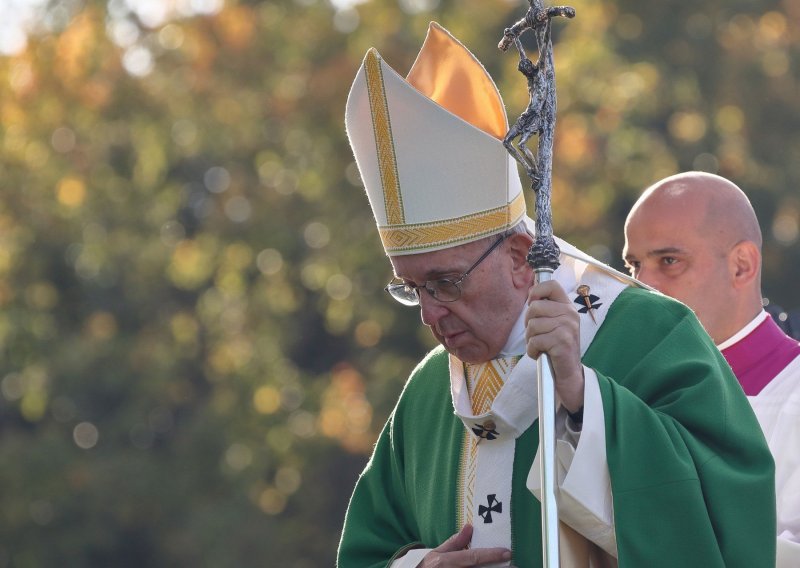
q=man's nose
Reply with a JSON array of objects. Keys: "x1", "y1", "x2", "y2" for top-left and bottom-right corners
[
  {"x1": 636, "y1": 266, "x2": 660, "y2": 289},
  {"x1": 419, "y1": 290, "x2": 449, "y2": 327}
]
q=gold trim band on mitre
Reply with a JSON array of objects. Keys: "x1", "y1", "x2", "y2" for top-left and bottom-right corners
[
  {"x1": 364, "y1": 49, "x2": 405, "y2": 226},
  {"x1": 379, "y1": 192, "x2": 526, "y2": 253}
]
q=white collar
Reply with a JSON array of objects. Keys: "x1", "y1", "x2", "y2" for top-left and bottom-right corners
[
  {"x1": 716, "y1": 310, "x2": 769, "y2": 350},
  {"x1": 499, "y1": 301, "x2": 527, "y2": 357}
]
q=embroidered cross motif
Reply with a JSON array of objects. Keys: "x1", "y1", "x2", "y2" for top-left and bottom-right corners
[
  {"x1": 471, "y1": 420, "x2": 499, "y2": 440},
  {"x1": 574, "y1": 284, "x2": 602, "y2": 320},
  {"x1": 478, "y1": 494, "x2": 502, "y2": 523}
]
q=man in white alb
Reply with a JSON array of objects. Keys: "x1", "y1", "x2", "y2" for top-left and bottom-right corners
[{"x1": 624, "y1": 171, "x2": 800, "y2": 567}]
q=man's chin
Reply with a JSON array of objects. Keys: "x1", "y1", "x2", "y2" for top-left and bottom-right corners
[{"x1": 441, "y1": 343, "x2": 493, "y2": 364}]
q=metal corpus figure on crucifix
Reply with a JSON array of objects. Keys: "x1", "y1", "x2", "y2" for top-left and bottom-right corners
[
  {"x1": 499, "y1": 2, "x2": 574, "y2": 567},
  {"x1": 499, "y1": 0, "x2": 575, "y2": 271}
]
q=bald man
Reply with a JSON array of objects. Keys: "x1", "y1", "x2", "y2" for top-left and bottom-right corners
[{"x1": 623, "y1": 171, "x2": 800, "y2": 567}]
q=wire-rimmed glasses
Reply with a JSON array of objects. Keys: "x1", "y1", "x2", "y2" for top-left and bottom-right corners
[{"x1": 384, "y1": 234, "x2": 507, "y2": 306}]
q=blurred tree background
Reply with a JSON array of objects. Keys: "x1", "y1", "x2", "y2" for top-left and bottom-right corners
[{"x1": 0, "y1": 0, "x2": 797, "y2": 566}]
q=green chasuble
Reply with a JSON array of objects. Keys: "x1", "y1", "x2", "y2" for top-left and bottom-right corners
[{"x1": 337, "y1": 287, "x2": 776, "y2": 567}]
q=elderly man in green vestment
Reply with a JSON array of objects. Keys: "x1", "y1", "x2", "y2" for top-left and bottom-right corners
[{"x1": 337, "y1": 22, "x2": 775, "y2": 568}]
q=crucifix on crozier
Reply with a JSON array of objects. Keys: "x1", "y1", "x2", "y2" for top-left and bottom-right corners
[{"x1": 499, "y1": 0, "x2": 574, "y2": 269}]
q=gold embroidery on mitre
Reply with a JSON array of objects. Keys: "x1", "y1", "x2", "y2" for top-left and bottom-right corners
[
  {"x1": 379, "y1": 192, "x2": 526, "y2": 253},
  {"x1": 364, "y1": 50, "x2": 404, "y2": 226}
]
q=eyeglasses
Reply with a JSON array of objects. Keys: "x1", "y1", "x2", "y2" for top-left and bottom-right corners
[{"x1": 384, "y1": 234, "x2": 507, "y2": 306}]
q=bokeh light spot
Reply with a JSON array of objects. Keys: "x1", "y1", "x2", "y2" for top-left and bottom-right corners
[
  {"x1": 257, "y1": 248, "x2": 283, "y2": 275},
  {"x1": 25, "y1": 282, "x2": 59, "y2": 310},
  {"x1": 158, "y1": 23, "x2": 185, "y2": 49},
  {"x1": 160, "y1": 220, "x2": 186, "y2": 246},
  {"x1": 168, "y1": 239, "x2": 216, "y2": 290},
  {"x1": 354, "y1": 320, "x2": 382, "y2": 347},
  {"x1": 761, "y1": 50, "x2": 788, "y2": 78},
  {"x1": 225, "y1": 443, "x2": 253, "y2": 472},
  {"x1": 122, "y1": 45, "x2": 154, "y2": 77},
  {"x1": 57, "y1": 176, "x2": 86, "y2": 207},
  {"x1": 170, "y1": 312, "x2": 199, "y2": 345},
  {"x1": 172, "y1": 119, "x2": 198, "y2": 147},
  {"x1": 288, "y1": 410, "x2": 316, "y2": 438},
  {"x1": 73, "y1": 422, "x2": 100, "y2": 449},
  {"x1": 258, "y1": 487, "x2": 286, "y2": 515},
  {"x1": 668, "y1": 111, "x2": 707, "y2": 143},
  {"x1": 253, "y1": 385, "x2": 280, "y2": 414},
  {"x1": 715, "y1": 105, "x2": 744, "y2": 134},
  {"x1": 326, "y1": 274, "x2": 352, "y2": 301},
  {"x1": 224, "y1": 196, "x2": 252, "y2": 222},
  {"x1": 758, "y1": 11, "x2": 787, "y2": 45},
  {"x1": 303, "y1": 222, "x2": 330, "y2": 249},
  {"x1": 85, "y1": 311, "x2": 118, "y2": 341},
  {"x1": 1, "y1": 373, "x2": 24, "y2": 401},
  {"x1": 333, "y1": 8, "x2": 359, "y2": 33},
  {"x1": 204, "y1": 166, "x2": 231, "y2": 193},
  {"x1": 318, "y1": 364, "x2": 373, "y2": 452},
  {"x1": 399, "y1": 0, "x2": 441, "y2": 15},
  {"x1": 300, "y1": 262, "x2": 327, "y2": 291},
  {"x1": 51, "y1": 127, "x2": 76, "y2": 153}
]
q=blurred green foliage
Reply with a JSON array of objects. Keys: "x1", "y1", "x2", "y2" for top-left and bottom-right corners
[{"x1": 0, "y1": 0, "x2": 797, "y2": 566}]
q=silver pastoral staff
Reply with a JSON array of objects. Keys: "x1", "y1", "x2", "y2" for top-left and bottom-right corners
[{"x1": 499, "y1": 2, "x2": 574, "y2": 567}]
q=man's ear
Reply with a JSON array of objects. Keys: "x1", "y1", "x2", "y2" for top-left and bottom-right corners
[
  {"x1": 506, "y1": 232, "x2": 535, "y2": 287},
  {"x1": 729, "y1": 240, "x2": 760, "y2": 289}
]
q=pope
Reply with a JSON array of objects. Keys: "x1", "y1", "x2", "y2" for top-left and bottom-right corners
[{"x1": 337, "y1": 23, "x2": 775, "y2": 568}]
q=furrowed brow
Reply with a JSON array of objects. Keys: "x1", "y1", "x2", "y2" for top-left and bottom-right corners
[{"x1": 648, "y1": 247, "x2": 684, "y2": 257}]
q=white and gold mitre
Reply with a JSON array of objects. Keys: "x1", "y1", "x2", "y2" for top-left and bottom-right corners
[{"x1": 345, "y1": 22, "x2": 526, "y2": 256}]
